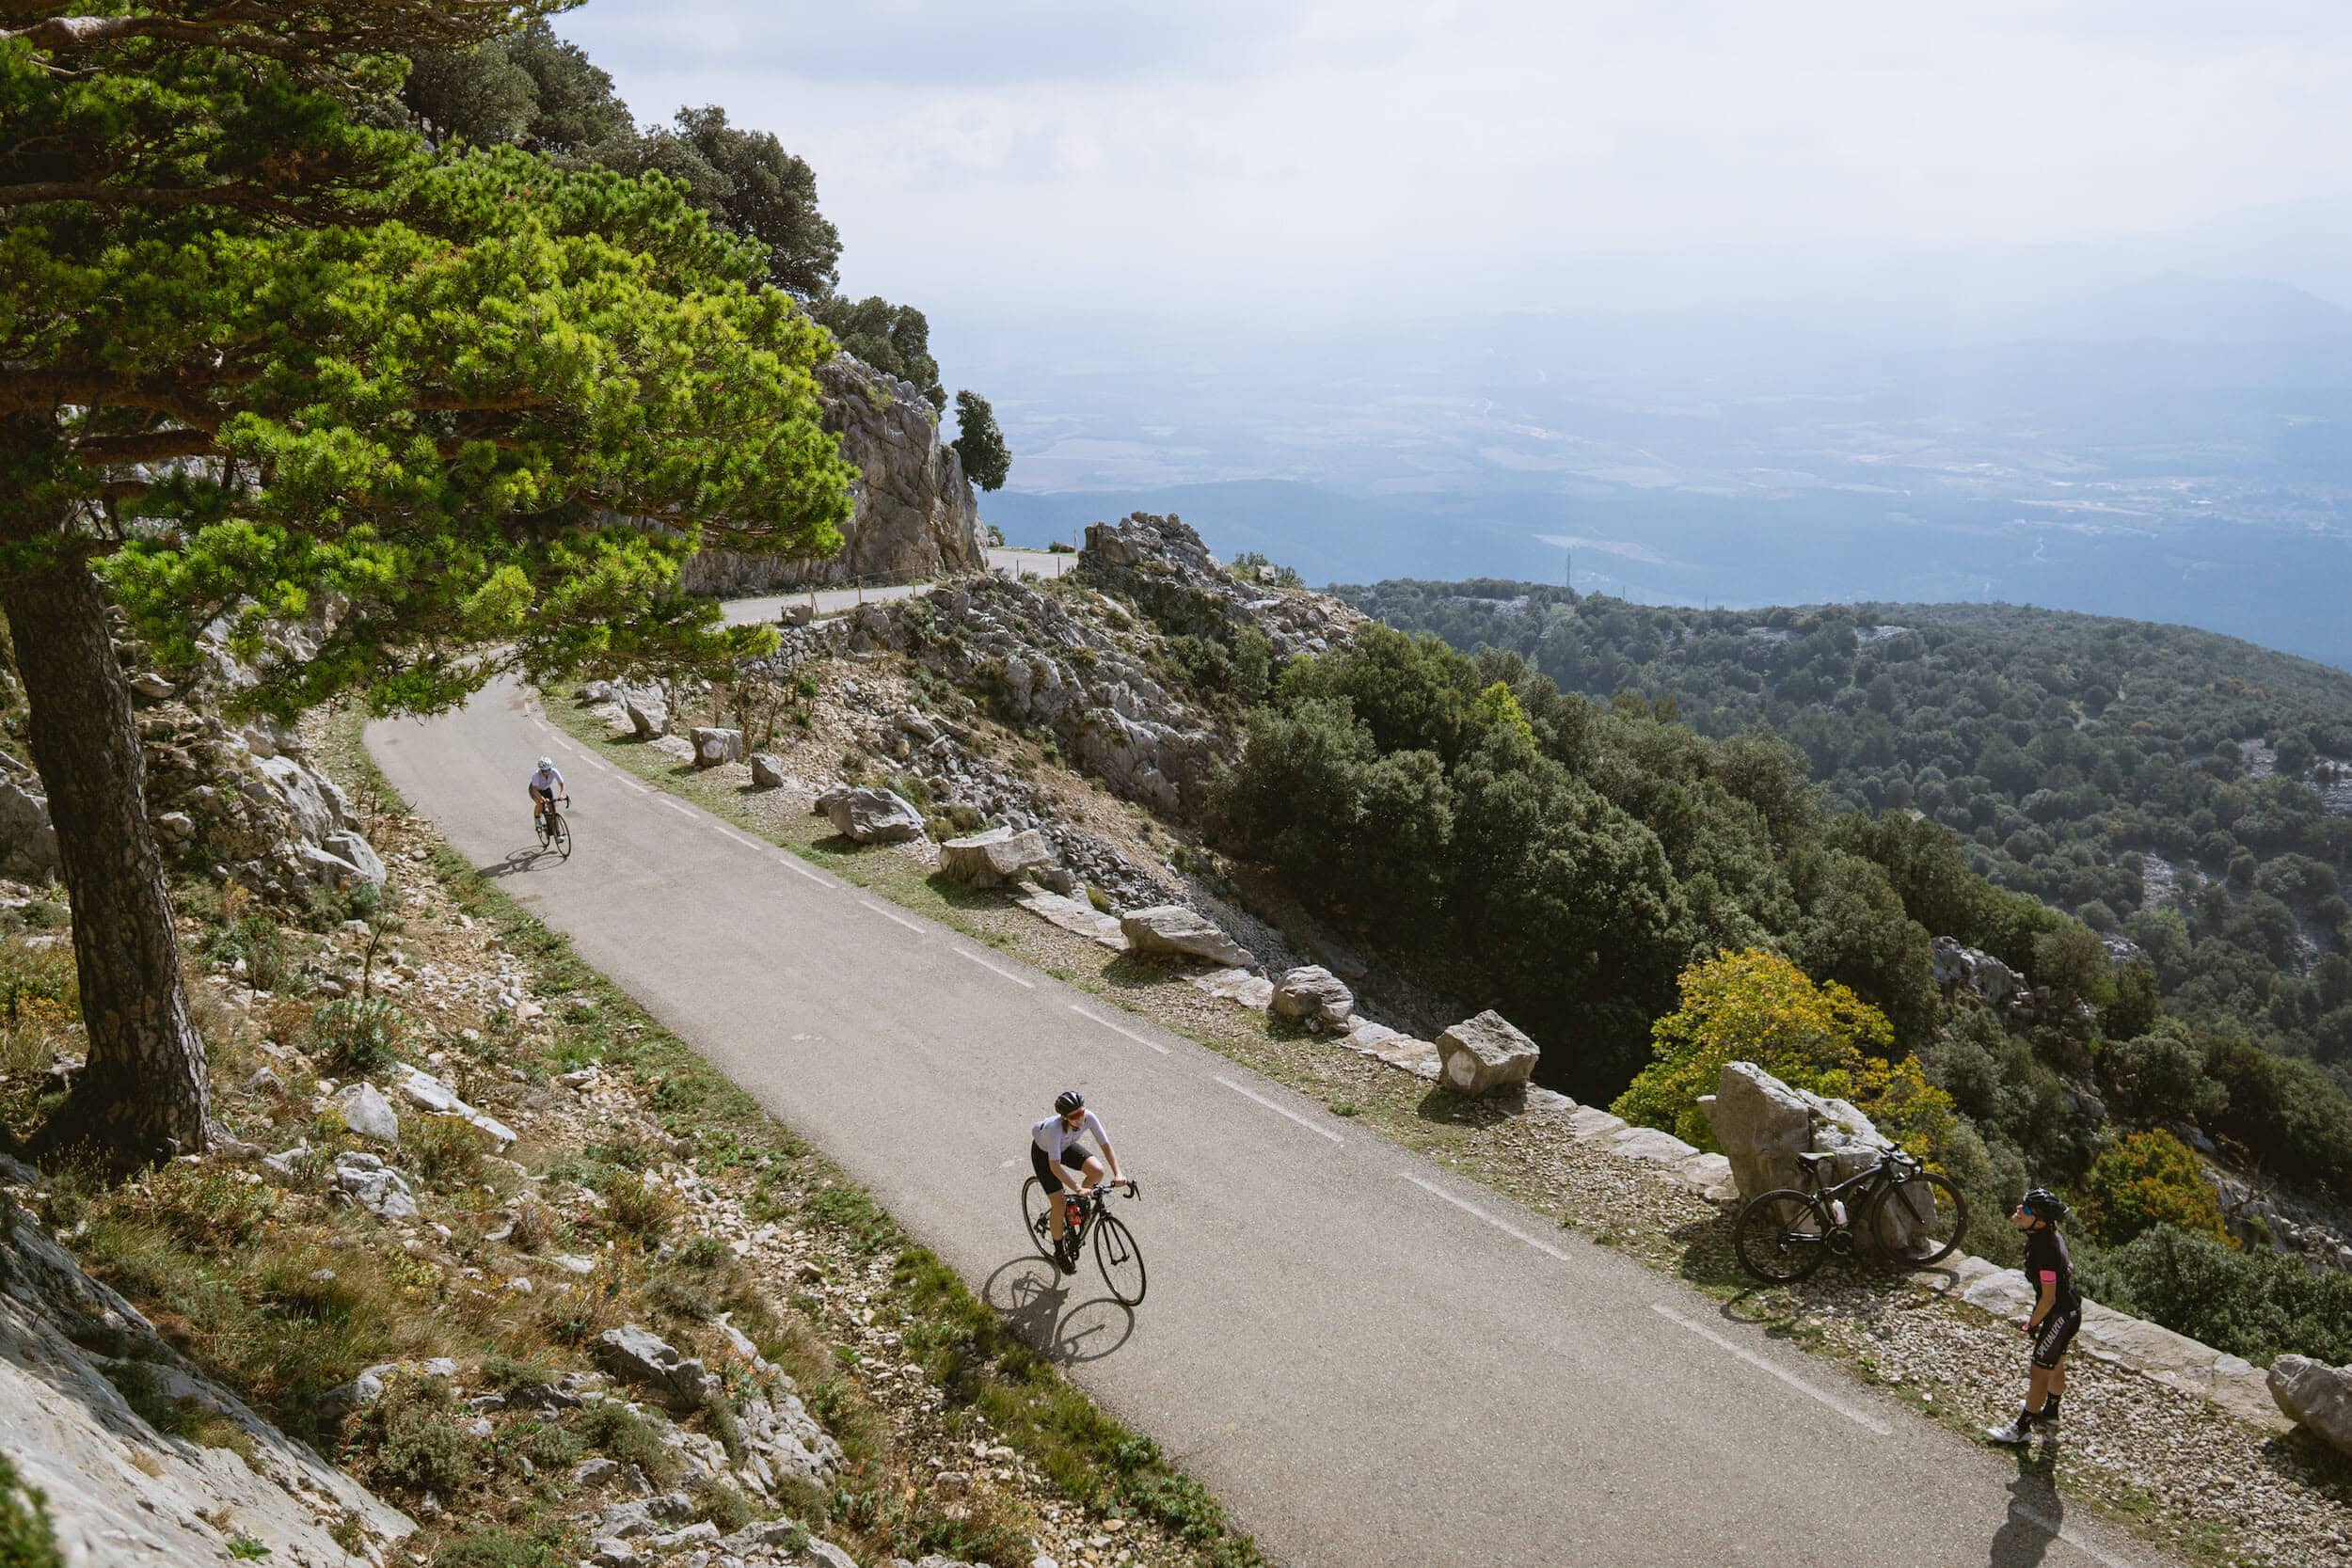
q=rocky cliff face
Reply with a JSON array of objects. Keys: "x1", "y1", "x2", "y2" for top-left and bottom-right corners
[
  {"x1": 0, "y1": 661, "x2": 383, "y2": 904},
  {"x1": 830, "y1": 515, "x2": 1361, "y2": 821},
  {"x1": 682, "y1": 354, "x2": 985, "y2": 596}
]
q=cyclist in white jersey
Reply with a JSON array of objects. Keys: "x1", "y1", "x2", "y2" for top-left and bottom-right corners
[
  {"x1": 1032, "y1": 1089, "x2": 1124, "y2": 1272},
  {"x1": 528, "y1": 757, "x2": 566, "y2": 831}
]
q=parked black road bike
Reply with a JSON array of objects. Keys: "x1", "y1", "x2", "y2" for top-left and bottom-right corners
[
  {"x1": 535, "y1": 795, "x2": 572, "y2": 861},
  {"x1": 1732, "y1": 1147, "x2": 1966, "y2": 1285},
  {"x1": 1022, "y1": 1176, "x2": 1146, "y2": 1305}
]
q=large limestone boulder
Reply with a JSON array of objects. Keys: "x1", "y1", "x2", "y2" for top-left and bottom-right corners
[
  {"x1": 2269, "y1": 1355, "x2": 2352, "y2": 1458},
  {"x1": 690, "y1": 727, "x2": 743, "y2": 768},
  {"x1": 749, "y1": 752, "x2": 788, "y2": 789},
  {"x1": 1270, "y1": 966, "x2": 1355, "y2": 1032},
  {"x1": 596, "y1": 1324, "x2": 720, "y2": 1414},
  {"x1": 825, "y1": 786, "x2": 926, "y2": 844},
  {"x1": 625, "y1": 694, "x2": 670, "y2": 739},
  {"x1": 938, "y1": 826, "x2": 1056, "y2": 888},
  {"x1": 1437, "y1": 1010, "x2": 1540, "y2": 1097},
  {"x1": 1702, "y1": 1061, "x2": 1892, "y2": 1201},
  {"x1": 1120, "y1": 905, "x2": 1256, "y2": 968}
]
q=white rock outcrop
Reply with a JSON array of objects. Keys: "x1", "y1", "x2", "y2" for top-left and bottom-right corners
[
  {"x1": 1119, "y1": 905, "x2": 1256, "y2": 969},
  {"x1": 1436, "y1": 1010, "x2": 1541, "y2": 1097},
  {"x1": 2268, "y1": 1355, "x2": 2352, "y2": 1457},
  {"x1": 1271, "y1": 966, "x2": 1356, "y2": 1033},
  {"x1": 823, "y1": 786, "x2": 926, "y2": 844},
  {"x1": 938, "y1": 826, "x2": 1057, "y2": 888},
  {"x1": 0, "y1": 1181, "x2": 413, "y2": 1565}
]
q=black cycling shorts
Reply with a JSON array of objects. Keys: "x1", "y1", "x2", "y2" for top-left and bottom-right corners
[
  {"x1": 1031, "y1": 1142, "x2": 1097, "y2": 1192},
  {"x1": 2031, "y1": 1307, "x2": 2081, "y2": 1370},
  {"x1": 531, "y1": 784, "x2": 554, "y2": 801}
]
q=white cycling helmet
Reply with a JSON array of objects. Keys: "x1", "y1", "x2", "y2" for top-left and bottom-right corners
[{"x1": 537, "y1": 756, "x2": 554, "y2": 770}]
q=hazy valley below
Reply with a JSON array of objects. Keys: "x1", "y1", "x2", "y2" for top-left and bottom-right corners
[{"x1": 967, "y1": 273, "x2": 2352, "y2": 669}]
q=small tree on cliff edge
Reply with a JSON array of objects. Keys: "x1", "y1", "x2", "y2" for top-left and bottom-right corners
[
  {"x1": 0, "y1": 2, "x2": 856, "y2": 1171},
  {"x1": 952, "y1": 390, "x2": 1012, "y2": 493}
]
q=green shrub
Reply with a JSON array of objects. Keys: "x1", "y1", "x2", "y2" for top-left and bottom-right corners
[
  {"x1": 206, "y1": 914, "x2": 292, "y2": 992},
  {"x1": 2077, "y1": 1224, "x2": 2352, "y2": 1366},
  {"x1": 574, "y1": 1401, "x2": 679, "y2": 1488},
  {"x1": 370, "y1": 1377, "x2": 477, "y2": 1496},
  {"x1": 306, "y1": 997, "x2": 409, "y2": 1077},
  {"x1": 2080, "y1": 1130, "x2": 2233, "y2": 1246},
  {"x1": 433, "y1": 1523, "x2": 571, "y2": 1568},
  {"x1": 0, "y1": 1454, "x2": 60, "y2": 1568},
  {"x1": 601, "y1": 1172, "x2": 679, "y2": 1242},
  {"x1": 409, "y1": 1116, "x2": 490, "y2": 1184}
]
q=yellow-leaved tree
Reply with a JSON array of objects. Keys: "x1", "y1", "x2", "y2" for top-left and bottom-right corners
[{"x1": 1612, "y1": 948, "x2": 1956, "y2": 1160}]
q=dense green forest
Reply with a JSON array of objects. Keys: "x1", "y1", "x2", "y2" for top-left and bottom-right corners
[
  {"x1": 1137, "y1": 575, "x2": 2352, "y2": 1362},
  {"x1": 1339, "y1": 583, "x2": 2352, "y2": 1085}
]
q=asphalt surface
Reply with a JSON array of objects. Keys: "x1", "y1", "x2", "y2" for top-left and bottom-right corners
[
  {"x1": 369, "y1": 676, "x2": 2165, "y2": 1568},
  {"x1": 721, "y1": 548, "x2": 1072, "y2": 627}
]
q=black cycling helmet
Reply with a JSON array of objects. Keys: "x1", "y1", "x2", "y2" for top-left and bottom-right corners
[
  {"x1": 2020, "y1": 1187, "x2": 2069, "y2": 1224},
  {"x1": 1054, "y1": 1089, "x2": 1085, "y2": 1116}
]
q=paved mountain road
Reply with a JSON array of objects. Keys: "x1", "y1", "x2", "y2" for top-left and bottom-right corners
[{"x1": 370, "y1": 677, "x2": 2159, "y2": 1568}]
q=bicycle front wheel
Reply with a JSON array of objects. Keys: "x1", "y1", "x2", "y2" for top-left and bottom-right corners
[
  {"x1": 550, "y1": 815, "x2": 572, "y2": 860},
  {"x1": 1093, "y1": 1212, "x2": 1147, "y2": 1306},
  {"x1": 1732, "y1": 1189, "x2": 1833, "y2": 1284},
  {"x1": 1868, "y1": 1172, "x2": 1965, "y2": 1267},
  {"x1": 1020, "y1": 1178, "x2": 1057, "y2": 1260}
]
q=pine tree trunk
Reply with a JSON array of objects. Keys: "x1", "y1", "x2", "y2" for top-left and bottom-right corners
[{"x1": 1, "y1": 550, "x2": 211, "y2": 1170}]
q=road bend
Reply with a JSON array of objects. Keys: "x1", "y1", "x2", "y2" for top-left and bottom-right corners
[{"x1": 370, "y1": 675, "x2": 2159, "y2": 1568}]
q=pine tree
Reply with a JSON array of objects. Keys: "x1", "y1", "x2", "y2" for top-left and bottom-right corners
[{"x1": 1, "y1": 2, "x2": 855, "y2": 1168}]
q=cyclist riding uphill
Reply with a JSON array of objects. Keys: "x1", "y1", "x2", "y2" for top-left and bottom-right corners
[
  {"x1": 1988, "y1": 1187, "x2": 2082, "y2": 1445},
  {"x1": 529, "y1": 756, "x2": 567, "y2": 828},
  {"x1": 1033, "y1": 1090, "x2": 1126, "y2": 1275}
]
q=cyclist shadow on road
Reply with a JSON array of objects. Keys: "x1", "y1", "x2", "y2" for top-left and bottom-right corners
[
  {"x1": 982, "y1": 1258, "x2": 1136, "y2": 1366},
  {"x1": 477, "y1": 845, "x2": 561, "y2": 879},
  {"x1": 1986, "y1": 1447, "x2": 2064, "y2": 1568}
]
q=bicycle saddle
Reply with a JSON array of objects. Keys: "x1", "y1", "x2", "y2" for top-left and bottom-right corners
[{"x1": 1795, "y1": 1151, "x2": 1838, "y2": 1170}]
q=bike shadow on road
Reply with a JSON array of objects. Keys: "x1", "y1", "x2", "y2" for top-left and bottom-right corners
[
  {"x1": 477, "y1": 845, "x2": 561, "y2": 879},
  {"x1": 1986, "y1": 1446, "x2": 2064, "y2": 1568},
  {"x1": 982, "y1": 1258, "x2": 1136, "y2": 1365}
]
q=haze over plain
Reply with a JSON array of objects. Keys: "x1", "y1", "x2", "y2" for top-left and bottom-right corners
[{"x1": 563, "y1": 1, "x2": 2352, "y2": 666}]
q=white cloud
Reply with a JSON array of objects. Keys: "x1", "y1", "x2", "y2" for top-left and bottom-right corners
[{"x1": 559, "y1": 0, "x2": 2352, "y2": 314}]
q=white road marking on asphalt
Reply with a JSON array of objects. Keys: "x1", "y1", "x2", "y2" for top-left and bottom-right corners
[
  {"x1": 718, "y1": 828, "x2": 764, "y2": 851},
  {"x1": 1648, "y1": 1303, "x2": 1894, "y2": 1436},
  {"x1": 659, "y1": 799, "x2": 694, "y2": 817},
  {"x1": 1402, "y1": 1173, "x2": 1569, "y2": 1258},
  {"x1": 955, "y1": 947, "x2": 1035, "y2": 989},
  {"x1": 1217, "y1": 1077, "x2": 1343, "y2": 1143},
  {"x1": 577, "y1": 756, "x2": 609, "y2": 774},
  {"x1": 551, "y1": 737, "x2": 580, "y2": 755},
  {"x1": 618, "y1": 779, "x2": 649, "y2": 794},
  {"x1": 779, "y1": 857, "x2": 830, "y2": 887},
  {"x1": 1069, "y1": 1005, "x2": 1171, "y2": 1053},
  {"x1": 860, "y1": 898, "x2": 924, "y2": 932}
]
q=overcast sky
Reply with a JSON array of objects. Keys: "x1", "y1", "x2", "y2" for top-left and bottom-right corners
[{"x1": 557, "y1": 1, "x2": 2352, "y2": 320}]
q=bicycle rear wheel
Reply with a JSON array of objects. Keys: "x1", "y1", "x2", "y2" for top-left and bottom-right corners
[
  {"x1": 1732, "y1": 1189, "x2": 1833, "y2": 1284},
  {"x1": 550, "y1": 814, "x2": 572, "y2": 861},
  {"x1": 1093, "y1": 1212, "x2": 1147, "y2": 1306},
  {"x1": 1868, "y1": 1172, "x2": 1965, "y2": 1267},
  {"x1": 1019, "y1": 1178, "x2": 1057, "y2": 1260}
]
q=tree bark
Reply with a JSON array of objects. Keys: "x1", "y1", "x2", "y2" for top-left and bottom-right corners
[{"x1": 1, "y1": 547, "x2": 211, "y2": 1170}]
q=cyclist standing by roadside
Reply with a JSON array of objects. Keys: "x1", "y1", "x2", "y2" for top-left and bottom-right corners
[
  {"x1": 1988, "y1": 1187, "x2": 2081, "y2": 1444},
  {"x1": 1032, "y1": 1090, "x2": 1125, "y2": 1275}
]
